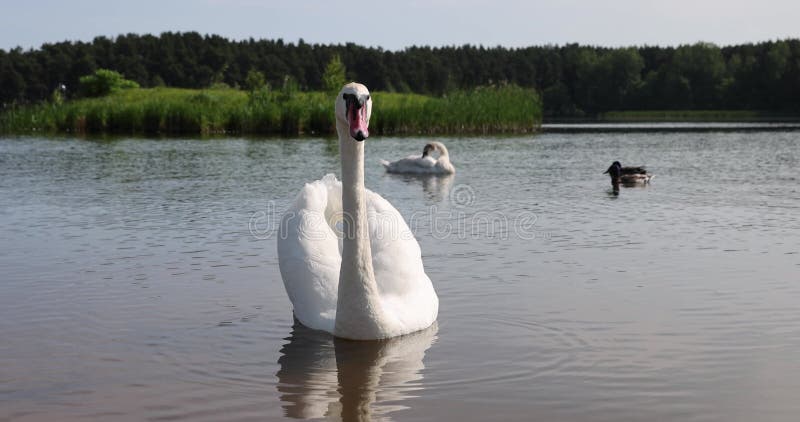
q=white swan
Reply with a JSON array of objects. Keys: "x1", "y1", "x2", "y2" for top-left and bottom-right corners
[
  {"x1": 278, "y1": 83, "x2": 438, "y2": 340},
  {"x1": 381, "y1": 141, "x2": 455, "y2": 174}
]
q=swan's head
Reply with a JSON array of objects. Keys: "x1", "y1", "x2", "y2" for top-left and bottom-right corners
[
  {"x1": 422, "y1": 142, "x2": 448, "y2": 157},
  {"x1": 335, "y1": 83, "x2": 372, "y2": 142}
]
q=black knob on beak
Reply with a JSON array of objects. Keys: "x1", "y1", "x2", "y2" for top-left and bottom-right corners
[{"x1": 354, "y1": 131, "x2": 366, "y2": 142}]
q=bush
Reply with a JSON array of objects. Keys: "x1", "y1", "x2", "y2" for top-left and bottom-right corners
[
  {"x1": 245, "y1": 69, "x2": 266, "y2": 92},
  {"x1": 78, "y1": 69, "x2": 139, "y2": 97},
  {"x1": 322, "y1": 55, "x2": 347, "y2": 94}
]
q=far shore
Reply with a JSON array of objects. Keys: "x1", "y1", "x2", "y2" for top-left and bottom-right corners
[{"x1": 548, "y1": 110, "x2": 800, "y2": 123}]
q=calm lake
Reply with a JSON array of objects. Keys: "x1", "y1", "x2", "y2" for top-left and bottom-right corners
[{"x1": 1, "y1": 130, "x2": 799, "y2": 421}]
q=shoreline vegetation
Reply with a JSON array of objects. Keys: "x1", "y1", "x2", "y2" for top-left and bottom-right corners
[
  {"x1": 3, "y1": 33, "x2": 800, "y2": 137},
  {"x1": 2, "y1": 34, "x2": 800, "y2": 120},
  {"x1": 0, "y1": 84, "x2": 543, "y2": 136},
  {"x1": 5, "y1": 91, "x2": 798, "y2": 136}
]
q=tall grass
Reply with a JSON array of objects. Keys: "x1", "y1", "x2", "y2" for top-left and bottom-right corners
[
  {"x1": 0, "y1": 85, "x2": 542, "y2": 136},
  {"x1": 374, "y1": 85, "x2": 542, "y2": 134}
]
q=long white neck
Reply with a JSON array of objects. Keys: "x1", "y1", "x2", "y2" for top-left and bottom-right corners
[
  {"x1": 431, "y1": 142, "x2": 454, "y2": 173},
  {"x1": 335, "y1": 121, "x2": 389, "y2": 339}
]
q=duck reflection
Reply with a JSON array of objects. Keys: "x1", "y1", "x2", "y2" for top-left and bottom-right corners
[
  {"x1": 277, "y1": 321, "x2": 438, "y2": 421},
  {"x1": 606, "y1": 178, "x2": 652, "y2": 197},
  {"x1": 609, "y1": 181, "x2": 620, "y2": 196}
]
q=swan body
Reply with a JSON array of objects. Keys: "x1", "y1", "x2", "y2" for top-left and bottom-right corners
[
  {"x1": 381, "y1": 142, "x2": 455, "y2": 175},
  {"x1": 278, "y1": 83, "x2": 438, "y2": 340},
  {"x1": 604, "y1": 161, "x2": 653, "y2": 186}
]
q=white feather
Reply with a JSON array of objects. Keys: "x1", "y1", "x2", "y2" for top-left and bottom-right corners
[
  {"x1": 278, "y1": 174, "x2": 438, "y2": 336},
  {"x1": 382, "y1": 141, "x2": 455, "y2": 175},
  {"x1": 278, "y1": 82, "x2": 438, "y2": 339}
]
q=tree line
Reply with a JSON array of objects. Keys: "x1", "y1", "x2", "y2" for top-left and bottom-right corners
[{"x1": 1, "y1": 32, "x2": 799, "y2": 116}]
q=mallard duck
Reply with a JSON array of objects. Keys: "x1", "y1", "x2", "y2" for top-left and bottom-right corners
[{"x1": 603, "y1": 161, "x2": 652, "y2": 186}]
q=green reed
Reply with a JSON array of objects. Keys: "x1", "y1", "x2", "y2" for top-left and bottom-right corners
[
  {"x1": 373, "y1": 85, "x2": 542, "y2": 134},
  {"x1": 0, "y1": 85, "x2": 542, "y2": 136}
]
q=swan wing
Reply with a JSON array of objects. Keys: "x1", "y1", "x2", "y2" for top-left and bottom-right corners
[
  {"x1": 365, "y1": 190, "x2": 439, "y2": 332},
  {"x1": 433, "y1": 158, "x2": 455, "y2": 174},
  {"x1": 279, "y1": 175, "x2": 438, "y2": 335},
  {"x1": 382, "y1": 155, "x2": 437, "y2": 174},
  {"x1": 278, "y1": 174, "x2": 342, "y2": 332}
]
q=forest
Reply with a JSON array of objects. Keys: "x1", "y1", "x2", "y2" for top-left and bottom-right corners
[{"x1": 1, "y1": 32, "x2": 799, "y2": 117}]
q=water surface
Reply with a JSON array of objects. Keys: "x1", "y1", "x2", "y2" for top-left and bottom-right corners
[{"x1": 1, "y1": 132, "x2": 799, "y2": 421}]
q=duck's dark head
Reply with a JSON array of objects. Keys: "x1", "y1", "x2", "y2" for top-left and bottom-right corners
[
  {"x1": 604, "y1": 161, "x2": 622, "y2": 181},
  {"x1": 603, "y1": 161, "x2": 622, "y2": 174}
]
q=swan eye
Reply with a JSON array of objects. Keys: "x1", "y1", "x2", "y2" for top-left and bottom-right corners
[{"x1": 366, "y1": 95, "x2": 370, "y2": 100}]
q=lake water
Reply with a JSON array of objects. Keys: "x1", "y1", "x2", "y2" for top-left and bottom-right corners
[{"x1": 1, "y1": 130, "x2": 799, "y2": 421}]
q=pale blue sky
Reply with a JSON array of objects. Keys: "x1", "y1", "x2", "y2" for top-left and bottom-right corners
[{"x1": 2, "y1": 0, "x2": 799, "y2": 51}]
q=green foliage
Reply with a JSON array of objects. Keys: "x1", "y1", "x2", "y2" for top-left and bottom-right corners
[
  {"x1": 373, "y1": 84, "x2": 541, "y2": 134},
  {"x1": 248, "y1": 84, "x2": 275, "y2": 106},
  {"x1": 278, "y1": 75, "x2": 299, "y2": 101},
  {"x1": 78, "y1": 69, "x2": 139, "y2": 97},
  {"x1": 50, "y1": 86, "x2": 64, "y2": 105},
  {"x1": 245, "y1": 69, "x2": 266, "y2": 91},
  {"x1": 322, "y1": 55, "x2": 347, "y2": 93},
  {"x1": 3, "y1": 33, "x2": 800, "y2": 115},
  {"x1": 208, "y1": 82, "x2": 231, "y2": 90},
  {"x1": 151, "y1": 74, "x2": 166, "y2": 87},
  {"x1": 0, "y1": 85, "x2": 542, "y2": 135},
  {"x1": 671, "y1": 42, "x2": 726, "y2": 108}
]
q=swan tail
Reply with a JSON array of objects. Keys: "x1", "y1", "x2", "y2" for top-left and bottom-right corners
[{"x1": 380, "y1": 159, "x2": 391, "y2": 168}]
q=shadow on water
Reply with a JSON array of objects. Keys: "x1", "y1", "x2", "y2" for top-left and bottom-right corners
[{"x1": 276, "y1": 321, "x2": 438, "y2": 421}]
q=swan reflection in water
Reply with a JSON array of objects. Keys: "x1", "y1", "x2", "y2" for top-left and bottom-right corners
[
  {"x1": 277, "y1": 321, "x2": 438, "y2": 421},
  {"x1": 387, "y1": 173, "x2": 455, "y2": 203}
]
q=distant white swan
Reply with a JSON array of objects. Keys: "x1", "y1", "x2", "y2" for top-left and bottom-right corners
[
  {"x1": 381, "y1": 141, "x2": 455, "y2": 174},
  {"x1": 278, "y1": 83, "x2": 439, "y2": 340}
]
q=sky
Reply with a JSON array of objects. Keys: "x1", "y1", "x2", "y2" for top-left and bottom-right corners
[{"x1": 1, "y1": 0, "x2": 799, "y2": 51}]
